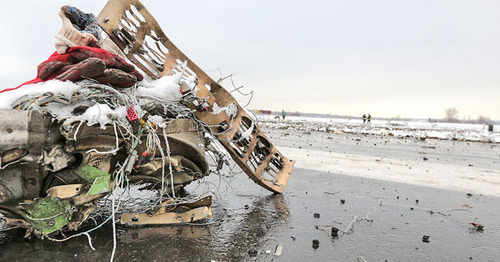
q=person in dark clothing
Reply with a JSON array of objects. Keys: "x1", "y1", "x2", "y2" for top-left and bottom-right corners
[{"x1": 367, "y1": 114, "x2": 371, "y2": 123}]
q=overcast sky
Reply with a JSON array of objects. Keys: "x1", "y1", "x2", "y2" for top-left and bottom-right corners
[{"x1": 0, "y1": 0, "x2": 499, "y2": 119}]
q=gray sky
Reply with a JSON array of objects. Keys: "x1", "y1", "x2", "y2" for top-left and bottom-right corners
[{"x1": 1, "y1": 0, "x2": 499, "y2": 119}]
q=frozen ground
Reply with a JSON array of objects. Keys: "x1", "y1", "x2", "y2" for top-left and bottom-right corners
[
  {"x1": 263, "y1": 127, "x2": 500, "y2": 198},
  {"x1": 1, "y1": 116, "x2": 499, "y2": 261},
  {"x1": 258, "y1": 114, "x2": 500, "y2": 143}
]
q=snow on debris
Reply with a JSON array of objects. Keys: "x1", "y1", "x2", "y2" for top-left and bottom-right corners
[
  {"x1": 136, "y1": 73, "x2": 183, "y2": 102},
  {"x1": 241, "y1": 122, "x2": 254, "y2": 140},
  {"x1": 76, "y1": 103, "x2": 127, "y2": 129},
  {"x1": 148, "y1": 115, "x2": 166, "y2": 128},
  {"x1": 212, "y1": 102, "x2": 239, "y2": 118},
  {"x1": 0, "y1": 80, "x2": 79, "y2": 109},
  {"x1": 0, "y1": 73, "x2": 197, "y2": 129}
]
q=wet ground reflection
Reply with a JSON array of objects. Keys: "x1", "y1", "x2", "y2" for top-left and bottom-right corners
[
  {"x1": 2, "y1": 168, "x2": 499, "y2": 261},
  {"x1": 0, "y1": 191, "x2": 290, "y2": 261}
]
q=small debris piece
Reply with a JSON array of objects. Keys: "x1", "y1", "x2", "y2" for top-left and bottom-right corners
[
  {"x1": 422, "y1": 235, "x2": 430, "y2": 243},
  {"x1": 313, "y1": 213, "x2": 320, "y2": 218},
  {"x1": 244, "y1": 204, "x2": 249, "y2": 210},
  {"x1": 467, "y1": 193, "x2": 473, "y2": 197},
  {"x1": 340, "y1": 199, "x2": 345, "y2": 204},
  {"x1": 274, "y1": 243, "x2": 283, "y2": 256},
  {"x1": 416, "y1": 199, "x2": 419, "y2": 204},
  {"x1": 470, "y1": 222, "x2": 484, "y2": 231},
  {"x1": 423, "y1": 157, "x2": 428, "y2": 161},
  {"x1": 410, "y1": 207, "x2": 414, "y2": 211},
  {"x1": 126, "y1": 106, "x2": 139, "y2": 121},
  {"x1": 357, "y1": 257, "x2": 368, "y2": 262},
  {"x1": 248, "y1": 249, "x2": 258, "y2": 257},
  {"x1": 291, "y1": 235, "x2": 296, "y2": 241},
  {"x1": 265, "y1": 250, "x2": 271, "y2": 254},
  {"x1": 331, "y1": 227, "x2": 339, "y2": 237},
  {"x1": 312, "y1": 239, "x2": 320, "y2": 249}
]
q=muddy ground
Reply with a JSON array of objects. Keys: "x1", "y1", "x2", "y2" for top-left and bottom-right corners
[{"x1": 1, "y1": 128, "x2": 499, "y2": 261}]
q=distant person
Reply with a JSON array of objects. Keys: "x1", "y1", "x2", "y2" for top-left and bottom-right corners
[
  {"x1": 281, "y1": 110, "x2": 286, "y2": 120},
  {"x1": 362, "y1": 114, "x2": 366, "y2": 124},
  {"x1": 367, "y1": 114, "x2": 371, "y2": 123}
]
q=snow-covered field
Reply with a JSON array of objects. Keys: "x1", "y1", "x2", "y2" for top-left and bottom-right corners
[
  {"x1": 257, "y1": 114, "x2": 500, "y2": 143},
  {"x1": 261, "y1": 118, "x2": 500, "y2": 197}
]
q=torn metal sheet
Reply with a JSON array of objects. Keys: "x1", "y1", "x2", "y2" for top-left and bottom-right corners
[
  {"x1": 120, "y1": 225, "x2": 209, "y2": 243},
  {"x1": 20, "y1": 195, "x2": 74, "y2": 235},
  {"x1": 46, "y1": 184, "x2": 85, "y2": 199},
  {"x1": 43, "y1": 145, "x2": 75, "y2": 172},
  {"x1": 75, "y1": 165, "x2": 111, "y2": 195},
  {"x1": 1, "y1": 216, "x2": 30, "y2": 228},
  {"x1": 121, "y1": 196, "x2": 212, "y2": 225}
]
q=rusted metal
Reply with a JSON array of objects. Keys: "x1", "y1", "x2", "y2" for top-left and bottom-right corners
[{"x1": 97, "y1": 0, "x2": 294, "y2": 193}]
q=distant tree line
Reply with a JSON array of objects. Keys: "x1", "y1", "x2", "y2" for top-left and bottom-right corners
[{"x1": 444, "y1": 108, "x2": 491, "y2": 124}]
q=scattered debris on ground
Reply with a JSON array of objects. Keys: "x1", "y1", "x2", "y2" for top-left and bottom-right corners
[
  {"x1": 274, "y1": 243, "x2": 283, "y2": 256},
  {"x1": 331, "y1": 226, "x2": 339, "y2": 238},
  {"x1": 422, "y1": 235, "x2": 430, "y2": 243},
  {"x1": 312, "y1": 239, "x2": 320, "y2": 249},
  {"x1": 470, "y1": 218, "x2": 484, "y2": 232}
]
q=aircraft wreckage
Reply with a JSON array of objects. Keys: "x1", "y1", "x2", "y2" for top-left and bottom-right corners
[{"x1": 0, "y1": 0, "x2": 294, "y2": 237}]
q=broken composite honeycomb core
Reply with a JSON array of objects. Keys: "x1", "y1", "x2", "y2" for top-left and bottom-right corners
[{"x1": 97, "y1": 0, "x2": 294, "y2": 193}]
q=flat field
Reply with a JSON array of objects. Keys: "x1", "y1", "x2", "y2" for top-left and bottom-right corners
[{"x1": 1, "y1": 121, "x2": 499, "y2": 261}]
